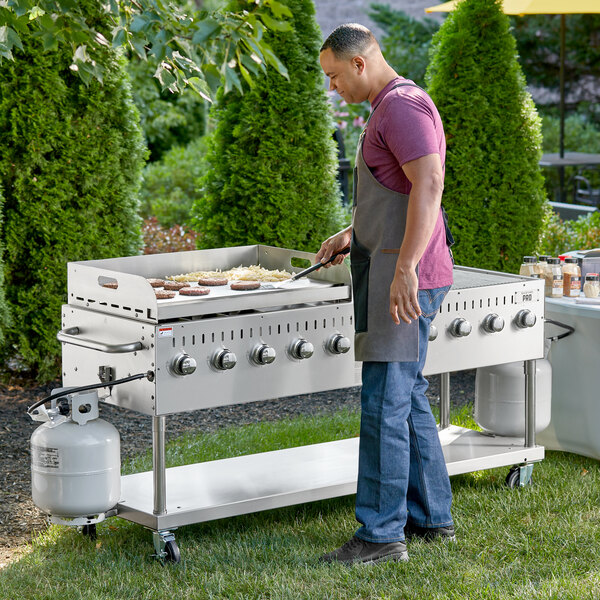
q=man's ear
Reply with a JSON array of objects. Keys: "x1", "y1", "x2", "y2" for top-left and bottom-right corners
[{"x1": 352, "y1": 56, "x2": 366, "y2": 75}]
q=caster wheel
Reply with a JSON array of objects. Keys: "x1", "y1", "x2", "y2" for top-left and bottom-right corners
[
  {"x1": 82, "y1": 524, "x2": 97, "y2": 540},
  {"x1": 164, "y1": 540, "x2": 181, "y2": 564},
  {"x1": 505, "y1": 466, "x2": 533, "y2": 489}
]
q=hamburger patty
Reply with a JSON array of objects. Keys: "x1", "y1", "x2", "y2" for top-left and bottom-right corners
[
  {"x1": 163, "y1": 281, "x2": 191, "y2": 291},
  {"x1": 230, "y1": 281, "x2": 261, "y2": 291},
  {"x1": 155, "y1": 289, "x2": 176, "y2": 299},
  {"x1": 147, "y1": 278, "x2": 167, "y2": 288},
  {"x1": 197, "y1": 277, "x2": 228, "y2": 286},
  {"x1": 179, "y1": 286, "x2": 211, "y2": 296}
]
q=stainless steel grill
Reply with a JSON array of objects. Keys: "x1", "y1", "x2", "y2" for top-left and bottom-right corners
[{"x1": 58, "y1": 246, "x2": 546, "y2": 561}]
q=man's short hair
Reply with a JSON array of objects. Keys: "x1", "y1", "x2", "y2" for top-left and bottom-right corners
[{"x1": 320, "y1": 23, "x2": 378, "y2": 60}]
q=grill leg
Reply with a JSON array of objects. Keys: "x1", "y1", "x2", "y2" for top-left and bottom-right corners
[
  {"x1": 524, "y1": 359, "x2": 536, "y2": 448},
  {"x1": 440, "y1": 372, "x2": 450, "y2": 430},
  {"x1": 153, "y1": 415, "x2": 167, "y2": 516}
]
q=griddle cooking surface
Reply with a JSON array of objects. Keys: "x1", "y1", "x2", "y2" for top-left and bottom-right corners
[{"x1": 451, "y1": 269, "x2": 526, "y2": 291}]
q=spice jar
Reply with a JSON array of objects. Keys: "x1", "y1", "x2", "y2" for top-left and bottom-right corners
[
  {"x1": 537, "y1": 255, "x2": 550, "y2": 278},
  {"x1": 519, "y1": 256, "x2": 539, "y2": 277},
  {"x1": 544, "y1": 258, "x2": 563, "y2": 298},
  {"x1": 562, "y1": 257, "x2": 581, "y2": 297},
  {"x1": 583, "y1": 273, "x2": 600, "y2": 298}
]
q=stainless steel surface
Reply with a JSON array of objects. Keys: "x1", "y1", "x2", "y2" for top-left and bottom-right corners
[
  {"x1": 525, "y1": 359, "x2": 536, "y2": 449},
  {"x1": 424, "y1": 267, "x2": 545, "y2": 376},
  {"x1": 153, "y1": 416, "x2": 166, "y2": 516},
  {"x1": 67, "y1": 245, "x2": 351, "y2": 323},
  {"x1": 440, "y1": 372, "x2": 450, "y2": 430},
  {"x1": 60, "y1": 250, "x2": 545, "y2": 546},
  {"x1": 57, "y1": 327, "x2": 143, "y2": 354},
  {"x1": 118, "y1": 426, "x2": 544, "y2": 530}
]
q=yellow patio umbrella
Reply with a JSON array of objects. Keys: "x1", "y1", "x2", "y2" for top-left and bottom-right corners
[{"x1": 425, "y1": 0, "x2": 600, "y2": 161}]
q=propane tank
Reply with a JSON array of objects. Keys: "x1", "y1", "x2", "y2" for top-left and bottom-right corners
[
  {"x1": 30, "y1": 390, "x2": 120, "y2": 525},
  {"x1": 474, "y1": 359, "x2": 551, "y2": 437}
]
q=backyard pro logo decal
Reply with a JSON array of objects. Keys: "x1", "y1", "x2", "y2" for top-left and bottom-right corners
[{"x1": 158, "y1": 327, "x2": 173, "y2": 338}]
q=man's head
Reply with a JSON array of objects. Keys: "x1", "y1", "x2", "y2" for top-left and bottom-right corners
[{"x1": 320, "y1": 24, "x2": 392, "y2": 104}]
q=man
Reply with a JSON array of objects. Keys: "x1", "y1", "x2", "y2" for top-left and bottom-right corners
[{"x1": 316, "y1": 23, "x2": 455, "y2": 565}]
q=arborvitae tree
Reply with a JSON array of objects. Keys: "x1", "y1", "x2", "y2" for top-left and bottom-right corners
[
  {"x1": 0, "y1": 0, "x2": 146, "y2": 381},
  {"x1": 0, "y1": 186, "x2": 9, "y2": 347},
  {"x1": 192, "y1": 0, "x2": 345, "y2": 252},
  {"x1": 426, "y1": 0, "x2": 546, "y2": 272}
]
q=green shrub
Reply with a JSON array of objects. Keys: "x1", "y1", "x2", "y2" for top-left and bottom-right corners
[
  {"x1": 192, "y1": 0, "x2": 346, "y2": 252},
  {"x1": 426, "y1": 0, "x2": 546, "y2": 273},
  {"x1": 139, "y1": 137, "x2": 208, "y2": 228},
  {"x1": 0, "y1": 186, "x2": 9, "y2": 346},
  {"x1": 127, "y1": 56, "x2": 207, "y2": 162},
  {"x1": 0, "y1": 1, "x2": 146, "y2": 381}
]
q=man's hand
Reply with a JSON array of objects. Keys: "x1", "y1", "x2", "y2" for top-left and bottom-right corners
[
  {"x1": 390, "y1": 266, "x2": 420, "y2": 325},
  {"x1": 315, "y1": 225, "x2": 352, "y2": 267}
]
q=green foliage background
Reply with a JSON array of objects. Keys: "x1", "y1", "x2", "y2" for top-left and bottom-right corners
[
  {"x1": 0, "y1": 185, "x2": 9, "y2": 346},
  {"x1": 0, "y1": 1, "x2": 146, "y2": 380},
  {"x1": 426, "y1": 0, "x2": 546, "y2": 272},
  {"x1": 192, "y1": 0, "x2": 345, "y2": 252}
]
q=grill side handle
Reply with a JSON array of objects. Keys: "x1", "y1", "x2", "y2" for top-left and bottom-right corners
[{"x1": 57, "y1": 327, "x2": 144, "y2": 354}]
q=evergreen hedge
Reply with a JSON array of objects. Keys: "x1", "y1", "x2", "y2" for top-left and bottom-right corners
[
  {"x1": 426, "y1": 0, "x2": 546, "y2": 272},
  {"x1": 0, "y1": 1, "x2": 146, "y2": 380},
  {"x1": 0, "y1": 186, "x2": 9, "y2": 347},
  {"x1": 192, "y1": 0, "x2": 345, "y2": 252}
]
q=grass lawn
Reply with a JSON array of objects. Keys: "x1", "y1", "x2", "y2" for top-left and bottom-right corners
[{"x1": 2, "y1": 407, "x2": 599, "y2": 600}]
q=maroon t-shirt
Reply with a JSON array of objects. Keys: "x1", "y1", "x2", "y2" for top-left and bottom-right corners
[{"x1": 362, "y1": 77, "x2": 453, "y2": 289}]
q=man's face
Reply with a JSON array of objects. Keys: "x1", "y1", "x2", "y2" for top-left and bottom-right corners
[{"x1": 319, "y1": 48, "x2": 367, "y2": 104}]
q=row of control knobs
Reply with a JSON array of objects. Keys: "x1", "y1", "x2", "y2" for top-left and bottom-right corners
[
  {"x1": 171, "y1": 333, "x2": 351, "y2": 375},
  {"x1": 429, "y1": 309, "x2": 537, "y2": 341}
]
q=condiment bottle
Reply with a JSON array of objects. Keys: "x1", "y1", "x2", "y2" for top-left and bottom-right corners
[
  {"x1": 519, "y1": 256, "x2": 538, "y2": 277},
  {"x1": 562, "y1": 257, "x2": 581, "y2": 297},
  {"x1": 537, "y1": 255, "x2": 550, "y2": 278},
  {"x1": 583, "y1": 273, "x2": 600, "y2": 298},
  {"x1": 544, "y1": 258, "x2": 563, "y2": 298}
]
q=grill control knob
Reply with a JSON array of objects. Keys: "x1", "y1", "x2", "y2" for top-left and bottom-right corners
[
  {"x1": 515, "y1": 309, "x2": 536, "y2": 329},
  {"x1": 428, "y1": 325, "x2": 438, "y2": 342},
  {"x1": 290, "y1": 339, "x2": 314, "y2": 360},
  {"x1": 171, "y1": 353, "x2": 197, "y2": 376},
  {"x1": 251, "y1": 344, "x2": 276, "y2": 365},
  {"x1": 212, "y1": 349, "x2": 237, "y2": 371},
  {"x1": 449, "y1": 318, "x2": 472, "y2": 338},
  {"x1": 482, "y1": 313, "x2": 505, "y2": 333},
  {"x1": 327, "y1": 334, "x2": 351, "y2": 355}
]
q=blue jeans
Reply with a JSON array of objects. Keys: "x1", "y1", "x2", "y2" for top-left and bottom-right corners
[{"x1": 355, "y1": 285, "x2": 453, "y2": 543}]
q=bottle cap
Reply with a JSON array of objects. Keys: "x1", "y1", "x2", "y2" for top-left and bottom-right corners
[
  {"x1": 564, "y1": 257, "x2": 578, "y2": 264},
  {"x1": 547, "y1": 258, "x2": 560, "y2": 265},
  {"x1": 523, "y1": 256, "x2": 537, "y2": 263}
]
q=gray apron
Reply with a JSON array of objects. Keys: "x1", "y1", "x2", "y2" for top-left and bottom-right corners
[{"x1": 351, "y1": 83, "x2": 420, "y2": 363}]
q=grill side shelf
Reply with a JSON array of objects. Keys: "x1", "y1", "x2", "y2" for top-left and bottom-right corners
[{"x1": 68, "y1": 263, "x2": 160, "y2": 323}]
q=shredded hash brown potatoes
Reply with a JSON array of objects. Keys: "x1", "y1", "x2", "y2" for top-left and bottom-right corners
[{"x1": 167, "y1": 265, "x2": 294, "y2": 283}]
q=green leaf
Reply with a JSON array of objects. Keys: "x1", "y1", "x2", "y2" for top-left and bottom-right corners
[
  {"x1": 130, "y1": 35, "x2": 147, "y2": 60},
  {"x1": 259, "y1": 12, "x2": 291, "y2": 32},
  {"x1": 266, "y1": 0, "x2": 293, "y2": 20},
  {"x1": 192, "y1": 18, "x2": 220, "y2": 45},
  {"x1": 187, "y1": 76, "x2": 212, "y2": 102},
  {"x1": 28, "y1": 6, "x2": 45, "y2": 20},
  {"x1": 130, "y1": 15, "x2": 149, "y2": 34},
  {"x1": 223, "y1": 63, "x2": 242, "y2": 95},
  {"x1": 155, "y1": 62, "x2": 176, "y2": 92},
  {"x1": 261, "y1": 42, "x2": 288, "y2": 78},
  {"x1": 40, "y1": 31, "x2": 58, "y2": 51},
  {"x1": 112, "y1": 26, "x2": 126, "y2": 48},
  {"x1": 201, "y1": 63, "x2": 221, "y2": 93}
]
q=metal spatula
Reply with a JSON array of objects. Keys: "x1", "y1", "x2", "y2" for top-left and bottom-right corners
[{"x1": 262, "y1": 248, "x2": 350, "y2": 289}]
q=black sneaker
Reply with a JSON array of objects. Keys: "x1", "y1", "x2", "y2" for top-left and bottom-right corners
[
  {"x1": 319, "y1": 535, "x2": 408, "y2": 565},
  {"x1": 404, "y1": 522, "x2": 456, "y2": 542}
]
